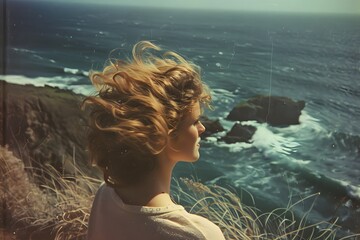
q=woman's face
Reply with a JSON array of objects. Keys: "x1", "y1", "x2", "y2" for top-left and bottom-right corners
[{"x1": 167, "y1": 102, "x2": 206, "y2": 163}]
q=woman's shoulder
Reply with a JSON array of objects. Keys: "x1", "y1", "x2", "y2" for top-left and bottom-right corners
[{"x1": 161, "y1": 208, "x2": 226, "y2": 240}]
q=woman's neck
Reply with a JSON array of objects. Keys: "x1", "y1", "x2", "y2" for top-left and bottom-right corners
[{"x1": 115, "y1": 156, "x2": 177, "y2": 207}]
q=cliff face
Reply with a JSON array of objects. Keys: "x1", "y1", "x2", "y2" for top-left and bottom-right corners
[{"x1": 0, "y1": 81, "x2": 99, "y2": 178}]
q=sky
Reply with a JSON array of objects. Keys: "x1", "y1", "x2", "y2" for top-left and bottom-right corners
[{"x1": 39, "y1": 0, "x2": 360, "y2": 14}]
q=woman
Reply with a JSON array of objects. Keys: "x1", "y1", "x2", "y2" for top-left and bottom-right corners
[{"x1": 84, "y1": 41, "x2": 226, "y2": 240}]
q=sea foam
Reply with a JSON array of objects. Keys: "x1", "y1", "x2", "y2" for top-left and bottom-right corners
[{"x1": 0, "y1": 75, "x2": 95, "y2": 96}]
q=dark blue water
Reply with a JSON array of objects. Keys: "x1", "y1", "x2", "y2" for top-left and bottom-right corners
[{"x1": 4, "y1": 0, "x2": 360, "y2": 236}]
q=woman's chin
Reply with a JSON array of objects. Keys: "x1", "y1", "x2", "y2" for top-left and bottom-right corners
[
  {"x1": 191, "y1": 153, "x2": 200, "y2": 162},
  {"x1": 181, "y1": 154, "x2": 200, "y2": 163}
]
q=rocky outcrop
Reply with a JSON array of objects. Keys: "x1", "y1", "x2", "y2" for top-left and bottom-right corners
[
  {"x1": 218, "y1": 95, "x2": 306, "y2": 144},
  {"x1": 0, "y1": 81, "x2": 99, "y2": 178},
  {"x1": 227, "y1": 96, "x2": 305, "y2": 126},
  {"x1": 221, "y1": 123, "x2": 256, "y2": 144}
]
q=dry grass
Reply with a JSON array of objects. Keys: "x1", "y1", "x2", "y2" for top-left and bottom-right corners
[
  {"x1": 1, "y1": 146, "x2": 359, "y2": 239},
  {"x1": 173, "y1": 178, "x2": 360, "y2": 240},
  {"x1": 0, "y1": 146, "x2": 101, "y2": 239}
]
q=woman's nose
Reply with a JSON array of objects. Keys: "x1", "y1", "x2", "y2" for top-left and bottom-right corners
[{"x1": 198, "y1": 121, "x2": 206, "y2": 135}]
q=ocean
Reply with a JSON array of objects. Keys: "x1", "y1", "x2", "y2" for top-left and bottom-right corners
[{"x1": 3, "y1": 0, "x2": 360, "y2": 236}]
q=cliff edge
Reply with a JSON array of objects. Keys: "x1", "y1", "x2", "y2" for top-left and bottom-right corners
[{"x1": 0, "y1": 81, "x2": 99, "y2": 178}]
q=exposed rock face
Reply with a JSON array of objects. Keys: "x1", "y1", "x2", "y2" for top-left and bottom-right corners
[
  {"x1": 0, "y1": 81, "x2": 99, "y2": 178},
  {"x1": 200, "y1": 116, "x2": 224, "y2": 138},
  {"x1": 221, "y1": 123, "x2": 256, "y2": 144},
  {"x1": 227, "y1": 96, "x2": 305, "y2": 126}
]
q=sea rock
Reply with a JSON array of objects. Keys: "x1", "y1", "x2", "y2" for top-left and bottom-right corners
[
  {"x1": 221, "y1": 123, "x2": 256, "y2": 144},
  {"x1": 200, "y1": 116, "x2": 224, "y2": 138},
  {"x1": 227, "y1": 95, "x2": 305, "y2": 126}
]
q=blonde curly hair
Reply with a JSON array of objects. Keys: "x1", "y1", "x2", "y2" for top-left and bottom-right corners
[{"x1": 82, "y1": 41, "x2": 211, "y2": 187}]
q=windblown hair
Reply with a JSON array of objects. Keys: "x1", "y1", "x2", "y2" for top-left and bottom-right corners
[{"x1": 82, "y1": 41, "x2": 211, "y2": 187}]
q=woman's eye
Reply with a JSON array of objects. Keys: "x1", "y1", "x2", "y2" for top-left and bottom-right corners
[{"x1": 193, "y1": 120, "x2": 200, "y2": 125}]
